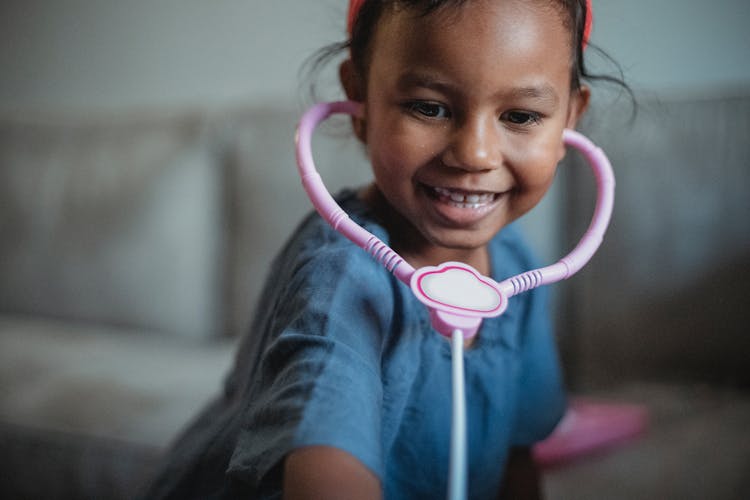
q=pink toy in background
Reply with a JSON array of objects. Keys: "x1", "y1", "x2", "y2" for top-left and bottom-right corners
[
  {"x1": 533, "y1": 399, "x2": 650, "y2": 468},
  {"x1": 295, "y1": 100, "x2": 645, "y2": 499}
]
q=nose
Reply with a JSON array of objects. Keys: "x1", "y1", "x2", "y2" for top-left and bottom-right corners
[{"x1": 441, "y1": 114, "x2": 502, "y2": 172}]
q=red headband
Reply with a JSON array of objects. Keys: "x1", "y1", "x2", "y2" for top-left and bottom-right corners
[
  {"x1": 346, "y1": 0, "x2": 366, "y2": 35},
  {"x1": 347, "y1": 0, "x2": 593, "y2": 49}
]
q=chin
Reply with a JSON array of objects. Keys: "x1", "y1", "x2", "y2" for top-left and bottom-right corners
[{"x1": 427, "y1": 228, "x2": 496, "y2": 253}]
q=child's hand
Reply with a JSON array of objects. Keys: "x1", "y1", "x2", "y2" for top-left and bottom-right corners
[{"x1": 284, "y1": 446, "x2": 381, "y2": 500}]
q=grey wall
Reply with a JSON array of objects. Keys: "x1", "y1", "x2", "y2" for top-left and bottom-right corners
[
  {"x1": 2, "y1": 0, "x2": 750, "y2": 114},
  {"x1": 590, "y1": 0, "x2": 750, "y2": 94},
  {"x1": 0, "y1": 0, "x2": 340, "y2": 114}
]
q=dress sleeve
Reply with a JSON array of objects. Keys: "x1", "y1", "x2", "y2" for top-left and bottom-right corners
[
  {"x1": 225, "y1": 245, "x2": 393, "y2": 491},
  {"x1": 510, "y1": 284, "x2": 567, "y2": 446}
]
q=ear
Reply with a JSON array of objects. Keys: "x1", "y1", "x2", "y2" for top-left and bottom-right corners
[
  {"x1": 559, "y1": 85, "x2": 591, "y2": 160},
  {"x1": 566, "y1": 84, "x2": 591, "y2": 129},
  {"x1": 339, "y1": 59, "x2": 367, "y2": 143}
]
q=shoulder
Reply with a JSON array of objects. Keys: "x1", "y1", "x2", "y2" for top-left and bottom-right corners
[
  {"x1": 263, "y1": 190, "x2": 400, "y2": 344},
  {"x1": 280, "y1": 190, "x2": 394, "y2": 294}
]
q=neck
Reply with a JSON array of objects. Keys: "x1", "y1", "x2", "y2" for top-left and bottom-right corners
[{"x1": 359, "y1": 184, "x2": 492, "y2": 276}]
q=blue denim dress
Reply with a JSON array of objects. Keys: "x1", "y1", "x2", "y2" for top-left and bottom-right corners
[{"x1": 143, "y1": 190, "x2": 565, "y2": 500}]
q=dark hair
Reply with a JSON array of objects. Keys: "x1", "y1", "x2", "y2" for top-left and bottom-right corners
[{"x1": 303, "y1": 0, "x2": 632, "y2": 103}]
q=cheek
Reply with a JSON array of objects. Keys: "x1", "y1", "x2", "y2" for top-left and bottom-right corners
[
  {"x1": 508, "y1": 136, "x2": 561, "y2": 190},
  {"x1": 369, "y1": 123, "x2": 439, "y2": 177},
  {"x1": 370, "y1": 137, "x2": 407, "y2": 177}
]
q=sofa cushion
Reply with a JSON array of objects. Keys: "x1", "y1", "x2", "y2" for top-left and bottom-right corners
[
  {"x1": 560, "y1": 92, "x2": 750, "y2": 386},
  {"x1": 0, "y1": 114, "x2": 223, "y2": 339},
  {"x1": 0, "y1": 314, "x2": 234, "y2": 497},
  {"x1": 0, "y1": 314, "x2": 234, "y2": 445}
]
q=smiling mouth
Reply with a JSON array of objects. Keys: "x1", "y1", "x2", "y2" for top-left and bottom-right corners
[{"x1": 430, "y1": 186, "x2": 501, "y2": 209}]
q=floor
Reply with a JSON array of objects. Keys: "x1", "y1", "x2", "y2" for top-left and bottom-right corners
[{"x1": 542, "y1": 382, "x2": 750, "y2": 500}]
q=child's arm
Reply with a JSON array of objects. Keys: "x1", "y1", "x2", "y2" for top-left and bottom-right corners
[
  {"x1": 283, "y1": 446, "x2": 382, "y2": 500},
  {"x1": 497, "y1": 447, "x2": 542, "y2": 500}
]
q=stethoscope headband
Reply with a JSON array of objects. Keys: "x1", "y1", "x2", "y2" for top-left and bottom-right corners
[{"x1": 295, "y1": 100, "x2": 614, "y2": 338}]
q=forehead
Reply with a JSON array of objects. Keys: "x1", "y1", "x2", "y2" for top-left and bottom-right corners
[{"x1": 367, "y1": 0, "x2": 573, "y2": 93}]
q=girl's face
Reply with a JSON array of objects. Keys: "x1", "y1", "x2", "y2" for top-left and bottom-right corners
[{"x1": 344, "y1": 0, "x2": 589, "y2": 271}]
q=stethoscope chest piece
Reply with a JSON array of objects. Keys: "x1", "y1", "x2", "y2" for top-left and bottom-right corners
[{"x1": 411, "y1": 261, "x2": 508, "y2": 338}]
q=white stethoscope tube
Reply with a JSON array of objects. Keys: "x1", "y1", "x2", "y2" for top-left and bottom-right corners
[{"x1": 449, "y1": 329, "x2": 468, "y2": 500}]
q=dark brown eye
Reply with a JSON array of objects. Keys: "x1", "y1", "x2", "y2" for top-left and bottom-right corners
[
  {"x1": 502, "y1": 110, "x2": 540, "y2": 125},
  {"x1": 407, "y1": 101, "x2": 451, "y2": 119}
]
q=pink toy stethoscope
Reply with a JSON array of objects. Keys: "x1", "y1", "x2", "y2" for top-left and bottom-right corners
[{"x1": 295, "y1": 100, "x2": 614, "y2": 500}]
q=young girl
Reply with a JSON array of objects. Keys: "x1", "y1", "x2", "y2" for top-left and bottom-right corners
[{"x1": 144, "y1": 0, "x2": 598, "y2": 498}]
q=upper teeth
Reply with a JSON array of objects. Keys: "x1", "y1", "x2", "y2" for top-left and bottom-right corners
[{"x1": 434, "y1": 187, "x2": 494, "y2": 204}]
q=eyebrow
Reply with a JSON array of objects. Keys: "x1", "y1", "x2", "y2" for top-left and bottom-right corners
[
  {"x1": 396, "y1": 72, "x2": 458, "y2": 95},
  {"x1": 396, "y1": 72, "x2": 560, "y2": 107},
  {"x1": 503, "y1": 85, "x2": 560, "y2": 106}
]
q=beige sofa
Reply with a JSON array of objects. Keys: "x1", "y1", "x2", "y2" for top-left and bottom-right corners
[
  {"x1": 1, "y1": 93, "x2": 748, "y2": 499},
  {"x1": 0, "y1": 103, "x2": 381, "y2": 498}
]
